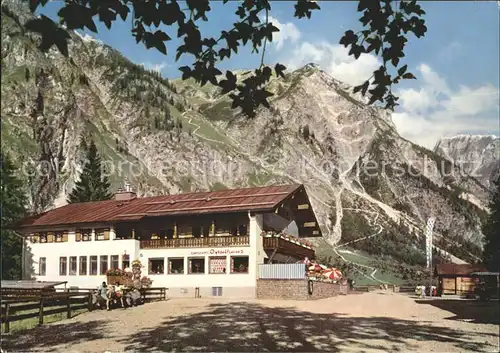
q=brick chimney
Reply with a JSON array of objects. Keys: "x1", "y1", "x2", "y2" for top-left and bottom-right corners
[{"x1": 114, "y1": 182, "x2": 137, "y2": 201}]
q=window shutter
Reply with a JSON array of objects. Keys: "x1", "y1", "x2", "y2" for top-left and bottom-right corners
[
  {"x1": 104, "y1": 229, "x2": 110, "y2": 240},
  {"x1": 62, "y1": 231, "x2": 69, "y2": 242},
  {"x1": 75, "y1": 231, "x2": 81, "y2": 242},
  {"x1": 47, "y1": 232, "x2": 54, "y2": 243}
]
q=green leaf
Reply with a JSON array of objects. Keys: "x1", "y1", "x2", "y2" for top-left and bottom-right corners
[
  {"x1": 25, "y1": 16, "x2": 71, "y2": 56},
  {"x1": 29, "y1": 0, "x2": 50, "y2": 13},
  {"x1": 275, "y1": 63, "x2": 286, "y2": 78},
  {"x1": 339, "y1": 30, "x2": 357, "y2": 47},
  {"x1": 402, "y1": 72, "x2": 416, "y2": 79},
  {"x1": 361, "y1": 80, "x2": 370, "y2": 96},
  {"x1": 397, "y1": 64, "x2": 408, "y2": 76}
]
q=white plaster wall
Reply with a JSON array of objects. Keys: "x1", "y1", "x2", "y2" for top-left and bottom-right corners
[
  {"x1": 27, "y1": 228, "x2": 139, "y2": 288},
  {"x1": 252, "y1": 213, "x2": 267, "y2": 274},
  {"x1": 140, "y1": 246, "x2": 254, "y2": 289}
]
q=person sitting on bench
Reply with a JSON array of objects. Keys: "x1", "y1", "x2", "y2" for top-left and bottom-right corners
[
  {"x1": 114, "y1": 282, "x2": 125, "y2": 308},
  {"x1": 96, "y1": 282, "x2": 108, "y2": 309}
]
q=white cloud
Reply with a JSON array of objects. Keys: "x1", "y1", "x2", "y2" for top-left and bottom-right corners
[
  {"x1": 393, "y1": 64, "x2": 499, "y2": 148},
  {"x1": 142, "y1": 61, "x2": 169, "y2": 73},
  {"x1": 264, "y1": 16, "x2": 379, "y2": 86},
  {"x1": 283, "y1": 41, "x2": 380, "y2": 86},
  {"x1": 267, "y1": 16, "x2": 301, "y2": 51}
]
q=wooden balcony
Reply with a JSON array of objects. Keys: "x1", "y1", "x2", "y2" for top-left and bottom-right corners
[
  {"x1": 263, "y1": 237, "x2": 315, "y2": 259},
  {"x1": 140, "y1": 236, "x2": 250, "y2": 249}
]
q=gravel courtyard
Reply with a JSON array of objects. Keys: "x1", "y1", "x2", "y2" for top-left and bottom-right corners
[{"x1": 2, "y1": 291, "x2": 499, "y2": 352}]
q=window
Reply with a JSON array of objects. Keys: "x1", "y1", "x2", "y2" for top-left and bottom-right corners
[
  {"x1": 177, "y1": 225, "x2": 192, "y2": 238},
  {"x1": 238, "y1": 224, "x2": 248, "y2": 236},
  {"x1": 39, "y1": 232, "x2": 48, "y2": 243},
  {"x1": 149, "y1": 258, "x2": 165, "y2": 274},
  {"x1": 188, "y1": 258, "x2": 205, "y2": 274},
  {"x1": 90, "y1": 256, "x2": 98, "y2": 275},
  {"x1": 100, "y1": 255, "x2": 108, "y2": 275},
  {"x1": 79, "y1": 256, "x2": 87, "y2": 275},
  {"x1": 95, "y1": 228, "x2": 110, "y2": 241},
  {"x1": 69, "y1": 256, "x2": 77, "y2": 275},
  {"x1": 168, "y1": 258, "x2": 184, "y2": 274},
  {"x1": 209, "y1": 256, "x2": 227, "y2": 274},
  {"x1": 59, "y1": 257, "x2": 67, "y2": 276},
  {"x1": 39, "y1": 257, "x2": 46, "y2": 275},
  {"x1": 212, "y1": 287, "x2": 223, "y2": 296},
  {"x1": 192, "y1": 225, "x2": 201, "y2": 238},
  {"x1": 110, "y1": 255, "x2": 119, "y2": 269},
  {"x1": 54, "y1": 231, "x2": 68, "y2": 242},
  {"x1": 122, "y1": 254, "x2": 130, "y2": 269},
  {"x1": 231, "y1": 256, "x2": 249, "y2": 273},
  {"x1": 115, "y1": 225, "x2": 134, "y2": 239},
  {"x1": 76, "y1": 229, "x2": 92, "y2": 241}
]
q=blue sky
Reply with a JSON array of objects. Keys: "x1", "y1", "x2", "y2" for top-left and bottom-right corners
[{"x1": 39, "y1": 1, "x2": 499, "y2": 148}]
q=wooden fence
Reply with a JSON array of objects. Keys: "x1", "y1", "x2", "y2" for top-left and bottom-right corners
[
  {"x1": 1, "y1": 287, "x2": 167, "y2": 334},
  {"x1": 353, "y1": 285, "x2": 415, "y2": 293},
  {"x1": 53, "y1": 287, "x2": 167, "y2": 302}
]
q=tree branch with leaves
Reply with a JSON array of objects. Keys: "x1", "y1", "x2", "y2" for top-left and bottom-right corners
[{"x1": 25, "y1": 0, "x2": 427, "y2": 117}]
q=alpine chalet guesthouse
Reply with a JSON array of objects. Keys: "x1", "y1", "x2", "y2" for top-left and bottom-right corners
[{"x1": 15, "y1": 184, "x2": 322, "y2": 298}]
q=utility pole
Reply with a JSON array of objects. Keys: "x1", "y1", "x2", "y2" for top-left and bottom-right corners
[{"x1": 425, "y1": 217, "x2": 436, "y2": 298}]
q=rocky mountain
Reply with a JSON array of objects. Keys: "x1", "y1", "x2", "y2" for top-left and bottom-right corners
[
  {"x1": 1, "y1": 1, "x2": 490, "y2": 277},
  {"x1": 434, "y1": 135, "x2": 499, "y2": 190}
]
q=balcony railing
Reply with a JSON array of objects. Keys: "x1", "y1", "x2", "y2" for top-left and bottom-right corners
[
  {"x1": 140, "y1": 236, "x2": 250, "y2": 249},
  {"x1": 263, "y1": 237, "x2": 315, "y2": 259}
]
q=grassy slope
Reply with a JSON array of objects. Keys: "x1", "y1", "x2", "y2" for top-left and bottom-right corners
[{"x1": 313, "y1": 238, "x2": 405, "y2": 286}]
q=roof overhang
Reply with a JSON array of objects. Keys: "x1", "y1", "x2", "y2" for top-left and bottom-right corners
[
  {"x1": 470, "y1": 272, "x2": 500, "y2": 276},
  {"x1": 272, "y1": 185, "x2": 323, "y2": 238}
]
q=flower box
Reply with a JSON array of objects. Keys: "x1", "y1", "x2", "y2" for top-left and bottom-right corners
[{"x1": 107, "y1": 274, "x2": 133, "y2": 287}]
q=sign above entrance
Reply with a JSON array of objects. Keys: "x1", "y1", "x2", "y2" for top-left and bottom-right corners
[{"x1": 190, "y1": 248, "x2": 245, "y2": 256}]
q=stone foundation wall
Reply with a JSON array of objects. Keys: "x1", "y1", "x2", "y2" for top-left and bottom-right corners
[
  {"x1": 167, "y1": 286, "x2": 255, "y2": 298},
  {"x1": 256, "y1": 279, "x2": 347, "y2": 300},
  {"x1": 310, "y1": 280, "x2": 348, "y2": 299}
]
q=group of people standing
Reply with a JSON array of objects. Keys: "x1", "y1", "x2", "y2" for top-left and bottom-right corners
[{"x1": 94, "y1": 281, "x2": 142, "y2": 310}]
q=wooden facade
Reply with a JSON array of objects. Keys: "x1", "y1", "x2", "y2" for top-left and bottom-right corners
[
  {"x1": 140, "y1": 235, "x2": 250, "y2": 249},
  {"x1": 435, "y1": 264, "x2": 487, "y2": 296},
  {"x1": 263, "y1": 237, "x2": 314, "y2": 260}
]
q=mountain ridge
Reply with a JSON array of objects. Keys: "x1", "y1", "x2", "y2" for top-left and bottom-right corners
[{"x1": 434, "y1": 134, "x2": 499, "y2": 190}]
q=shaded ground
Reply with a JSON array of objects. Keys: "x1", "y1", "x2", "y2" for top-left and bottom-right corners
[
  {"x1": 415, "y1": 298, "x2": 500, "y2": 325},
  {"x1": 1, "y1": 292, "x2": 498, "y2": 352}
]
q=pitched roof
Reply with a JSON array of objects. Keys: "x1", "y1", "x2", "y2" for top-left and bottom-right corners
[
  {"x1": 435, "y1": 263, "x2": 487, "y2": 276},
  {"x1": 16, "y1": 184, "x2": 304, "y2": 229}
]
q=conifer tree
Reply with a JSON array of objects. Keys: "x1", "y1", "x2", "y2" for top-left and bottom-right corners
[
  {"x1": 482, "y1": 174, "x2": 500, "y2": 272},
  {"x1": 1, "y1": 152, "x2": 27, "y2": 279},
  {"x1": 302, "y1": 125, "x2": 310, "y2": 140},
  {"x1": 67, "y1": 140, "x2": 112, "y2": 203}
]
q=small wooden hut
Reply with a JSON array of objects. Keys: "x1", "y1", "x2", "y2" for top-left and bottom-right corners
[
  {"x1": 435, "y1": 264, "x2": 487, "y2": 296},
  {"x1": 0, "y1": 280, "x2": 67, "y2": 297}
]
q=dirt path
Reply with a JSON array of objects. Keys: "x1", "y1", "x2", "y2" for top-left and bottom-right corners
[{"x1": 2, "y1": 291, "x2": 498, "y2": 352}]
